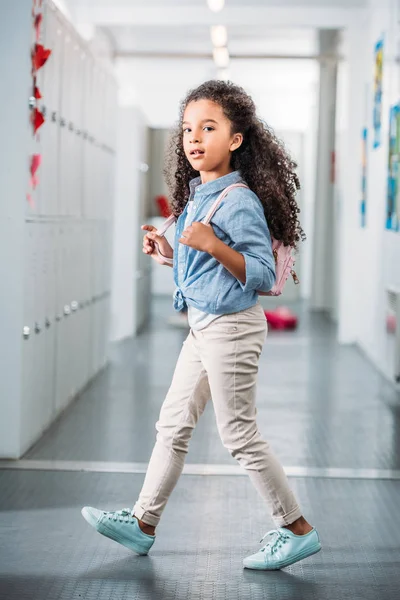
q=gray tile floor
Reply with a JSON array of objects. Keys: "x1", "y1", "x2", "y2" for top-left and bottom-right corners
[
  {"x1": 1, "y1": 297, "x2": 400, "y2": 600},
  {"x1": 25, "y1": 298, "x2": 400, "y2": 470}
]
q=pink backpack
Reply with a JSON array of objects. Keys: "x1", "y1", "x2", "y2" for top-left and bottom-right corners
[{"x1": 154, "y1": 183, "x2": 299, "y2": 296}]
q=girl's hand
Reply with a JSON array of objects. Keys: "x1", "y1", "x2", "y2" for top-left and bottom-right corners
[
  {"x1": 179, "y1": 222, "x2": 218, "y2": 253},
  {"x1": 141, "y1": 225, "x2": 174, "y2": 264}
]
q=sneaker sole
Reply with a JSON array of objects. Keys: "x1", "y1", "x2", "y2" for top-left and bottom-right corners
[
  {"x1": 81, "y1": 507, "x2": 151, "y2": 556},
  {"x1": 243, "y1": 543, "x2": 322, "y2": 571}
]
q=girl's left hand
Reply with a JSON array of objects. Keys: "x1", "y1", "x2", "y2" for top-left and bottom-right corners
[{"x1": 179, "y1": 222, "x2": 218, "y2": 253}]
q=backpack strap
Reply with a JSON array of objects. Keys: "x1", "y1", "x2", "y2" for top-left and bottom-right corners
[
  {"x1": 202, "y1": 183, "x2": 249, "y2": 225},
  {"x1": 153, "y1": 182, "x2": 249, "y2": 264}
]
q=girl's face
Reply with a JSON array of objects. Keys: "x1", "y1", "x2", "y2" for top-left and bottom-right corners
[{"x1": 182, "y1": 99, "x2": 243, "y2": 179}]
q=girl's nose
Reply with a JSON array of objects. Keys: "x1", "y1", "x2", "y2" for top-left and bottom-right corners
[{"x1": 190, "y1": 131, "x2": 201, "y2": 144}]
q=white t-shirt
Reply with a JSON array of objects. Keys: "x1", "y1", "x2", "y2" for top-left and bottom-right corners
[{"x1": 185, "y1": 199, "x2": 220, "y2": 331}]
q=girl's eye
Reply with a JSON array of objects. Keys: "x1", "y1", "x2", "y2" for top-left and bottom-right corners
[
  {"x1": 204, "y1": 126, "x2": 214, "y2": 131},
  {"x1": 183, "y1": 128, "x2": 191, "y2": 134}
]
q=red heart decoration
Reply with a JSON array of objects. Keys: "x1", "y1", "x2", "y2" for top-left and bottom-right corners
[
  {"x1": 34, "y1": 14, "x2": 43, "y2": 41},
  {"x1": 32, "y1": 43, "x2": 52, "y2": 71},
  {"x1": 32, "y1": 108, "x2": 45, "y2": 134}
]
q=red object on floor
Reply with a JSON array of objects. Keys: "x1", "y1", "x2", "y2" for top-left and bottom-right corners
[
  {"x1": 264, "y1": 306, "x2": 298, "y2": 330},
  {"x1": 155, "y1": 195, "x2": 172, "y2": 218}
]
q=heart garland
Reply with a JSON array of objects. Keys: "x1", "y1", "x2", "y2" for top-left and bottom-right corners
[{"x1": 28, "y1": 0, "x2": 52, "y2": 207}]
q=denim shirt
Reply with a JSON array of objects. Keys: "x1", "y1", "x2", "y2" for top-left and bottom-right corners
[{"x1": 173, "y1": 170, "x2": 276, "y2": 314}]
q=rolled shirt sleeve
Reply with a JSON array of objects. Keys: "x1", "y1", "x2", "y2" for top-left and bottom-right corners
[{"x1": 219, "y1": 193, "x2": 276, "y2": 293}]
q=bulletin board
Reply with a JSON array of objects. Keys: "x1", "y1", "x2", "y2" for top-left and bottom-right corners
[
  {"x1": 386, "y1": 103, "x2": 400, "y2": 231},
  {"x1": 373, "y1": 38, "x2": 384, "y2": 149},
  {"x1": 361, "y1": 128, "x2": 368, "y2": 228}
]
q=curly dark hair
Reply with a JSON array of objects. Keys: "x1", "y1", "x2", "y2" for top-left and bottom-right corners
[{"x1": 164, "y1": 79, "x2": 305, "y2": 249}]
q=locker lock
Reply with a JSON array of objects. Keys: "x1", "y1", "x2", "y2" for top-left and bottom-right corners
[
  {"x1": 51, "y1": 111, "x2": 57, "y2": 123},
  {"x1": 28, "y1": 96, "x2": 36, "y2": 110},
  {"x1": 64, "y1": 305, "x2": 71, "y2": 316},
  {"x1": 71, "y1": 301, "x2": 79, "y2": 312},
  {"x1": 45, "y1": 318, "x2": 51, "y2": 328},
  {"x1": 23, "y1": 326, "x2": 30, "y2": 339},
  {"x1": 34, "y1": 322, "x2": 41, "y2": 334},
  {"x1": 55, "y1": 315, "x2": 62, "y2": 322}
]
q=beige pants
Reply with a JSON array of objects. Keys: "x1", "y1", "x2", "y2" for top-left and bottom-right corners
[{"x1": 133, "y1": 303, "x2": 302, "y2": 527}]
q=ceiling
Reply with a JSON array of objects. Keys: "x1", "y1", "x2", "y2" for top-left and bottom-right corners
[
  {"x1": 105, "y1": 25, "x2": 318, "y2": 58},
  {"x1": 63, "y1": 0, "x2": 366, "y2": 61}
]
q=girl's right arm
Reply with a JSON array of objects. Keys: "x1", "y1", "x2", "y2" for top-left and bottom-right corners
[{"x1": 141, "y1": 225, "x2": 174, "y2": 267}]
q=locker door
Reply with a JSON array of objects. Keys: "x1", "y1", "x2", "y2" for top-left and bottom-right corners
[
  {"x1": 42, "y1": 7, "x2": 62, "y2": 217},
  {"x1": 21, "y1": 224, "x2": 37, "y2": 451},
  {"x1": 82, "y1": 223, "x2": 91, "y2": 385},
  {"x1": 54, "y1": 224, "x2": 69, "y2": 413},
  {"x1": 35, "y1": 224, "x2": 47, "y2": 433},
  {"x1": 70, "y1": 223, "x2": 81, "y2": 395},
  {"x1": 45, "y1": 224, "x2": 57, "y2": 420},
  {"x1": 58, "y1": 25, "x2": 71, "y2": 217}
]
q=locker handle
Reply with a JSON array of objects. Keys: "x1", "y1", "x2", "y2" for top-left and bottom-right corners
[
  {"x1": 64, "y1": 305, "x2": 71, "y2": 316},
  {"x1": 23, "y1": 326, "x2": 30, "y2": 339},
  {"x1": 34, "y1": 322, "x2": 41, "y2": 334},
  {"x1": 45, "y1": 318, "x2": 51, "y2": 328},
  {"x1": 51, "y1": 111, "x2": 57, "y2": 122}
]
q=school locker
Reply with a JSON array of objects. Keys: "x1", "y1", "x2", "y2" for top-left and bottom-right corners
[
  {"x1": 54, "y1": 223, "x2": 73, "y2": 412},
  {"x1": 54, "y1": 223, "x2": 65, "y2": 413},
  {"x1": 58, "y1": 23, "x2": 70, "y2": 217},
  {"x1": 79, "y1": 224, "x2": 92, "y2": 387},
  {"x1": 36, "y1": 224, "x2": 54, "y2": 429},
  {"x1": 74, "y1": 225, "x2": 87, "y2": 393},
  {"x1": 42, "y1": 6, "x2": 63, "y2": 216},
  {"x1": 21, "y1": 224, "x2": 37, "y2": 451},
  {"x1": 44, "y1": 224, "x2": 57, "y2": 420}
]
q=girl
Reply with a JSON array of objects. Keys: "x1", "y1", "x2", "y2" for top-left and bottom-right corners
[{"x1": 82, "y1": 80, "x2": 321, "y2": 570}]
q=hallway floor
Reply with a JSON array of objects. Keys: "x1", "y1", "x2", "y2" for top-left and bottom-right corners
[{"x1": 1, "y1": 298, "x2": 400, "y2": 600}]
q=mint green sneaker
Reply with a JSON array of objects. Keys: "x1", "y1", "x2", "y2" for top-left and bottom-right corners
[
  {"x1": 81, "y1": 507, "x2": 155, "y2": 555},
  {"x1": 243, "y1": 528, "x2": 321, "y2": 570}
]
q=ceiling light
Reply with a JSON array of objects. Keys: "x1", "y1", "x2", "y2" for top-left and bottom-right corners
[
  {"x1": 210, "y1": 25, "x2": 227, "y2": 47},
  {"x1": 213, "y1": 47, "x2": 229, "y2": 68},
  {"x1": 207, "y1": 0, "x2": 225, "y2": 13}
]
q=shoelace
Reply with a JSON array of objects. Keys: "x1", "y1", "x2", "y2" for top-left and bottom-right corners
[
  {"x1": 259, "y1": 529, "x2": 290, "y2": 554},
  {"x1": 105, "y1": 508, "x2": 134, "y2": 524}
]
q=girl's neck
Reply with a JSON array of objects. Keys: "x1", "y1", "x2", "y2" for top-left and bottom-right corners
[{"x1": 200, "y1": 166, "x2": 234, "y2": 184}]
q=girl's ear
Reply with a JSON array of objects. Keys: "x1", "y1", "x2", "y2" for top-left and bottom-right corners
[{"x1": 230, "y1": 133, "x2": 243, "y2": 152}]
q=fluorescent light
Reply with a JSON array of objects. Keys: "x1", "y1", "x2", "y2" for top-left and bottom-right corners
[
  {"x1": 207, "y1": 0, "x2": 225, "y2": 13},
  {"x1": 211, "y1": 25, "x2": 227, "y2": 47},
  {"x1": 213, "y1": 46, "x2": 229, "y2": 68}
]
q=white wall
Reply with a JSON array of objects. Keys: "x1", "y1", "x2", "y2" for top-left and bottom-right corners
[
  {"x1": 115, "y1": 57, "x2": 318, "y2": 132},
  {"x1": 335, "y1": 0, "x2": 400, "y2": 383},
  {"x1": 110, "y1": 106, "x2": 150, "y2": 341}
]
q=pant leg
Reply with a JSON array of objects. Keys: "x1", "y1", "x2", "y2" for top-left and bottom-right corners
[
  {"x1": 133, "y1": 330, "x2": 210, "y2": 527},
  {"x1": 197, "y1": 303, "x2": 302, "y2": 527}
]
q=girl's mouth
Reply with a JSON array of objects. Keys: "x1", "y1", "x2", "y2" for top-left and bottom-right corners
[{"x1": 190, "y1": 149, "x2": 205, "y2": 157}]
